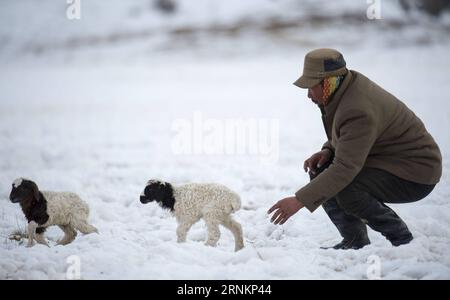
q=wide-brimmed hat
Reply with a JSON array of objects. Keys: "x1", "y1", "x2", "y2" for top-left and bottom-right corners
[{"x1": 294, "y1": 48, "x2": 348, "y2": 89}]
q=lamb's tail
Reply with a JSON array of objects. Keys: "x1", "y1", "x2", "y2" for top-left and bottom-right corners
[{"x1": 230, "y1": 194, "x2": 241, "y2": 213}]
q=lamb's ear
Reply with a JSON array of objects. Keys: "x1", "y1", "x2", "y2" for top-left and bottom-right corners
[{"x1": 30, "y1": 182, "x2": 40, "y2": 202}]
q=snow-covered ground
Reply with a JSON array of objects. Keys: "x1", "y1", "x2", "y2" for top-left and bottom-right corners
[{"x1": 0, "y1": 1, "x2": 449, "y2": 279}]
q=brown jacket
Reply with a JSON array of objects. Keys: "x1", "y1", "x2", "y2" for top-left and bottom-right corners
[{"x1": 296, "y1": 70, "x2": 442, "y2": 213}]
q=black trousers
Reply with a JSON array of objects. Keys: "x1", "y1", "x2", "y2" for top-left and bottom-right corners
[{"x1": 311, "y1": 157, "x2": 435, "y2": 246}]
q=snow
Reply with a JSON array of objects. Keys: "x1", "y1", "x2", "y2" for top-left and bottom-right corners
[
  {"x1": 12, "y1": 178, "x2": 23, "y2": 188},
  {"x1": 0, "y1": 1, "x2": 450, "y2": 280}
]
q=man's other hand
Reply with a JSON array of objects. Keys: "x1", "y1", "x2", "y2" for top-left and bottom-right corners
[{"x1": 303, "y1": 149, "x2": 332, "y2": 174}]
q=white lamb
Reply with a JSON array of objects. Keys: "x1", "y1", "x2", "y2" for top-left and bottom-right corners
[
  {"x1": 9, "y1": 178, "x2": 98, "y2": 247},
  {"x1": 140, "y1": 180, "x2": 244, "y2": 251}
]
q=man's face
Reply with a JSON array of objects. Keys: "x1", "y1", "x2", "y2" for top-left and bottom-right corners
[{"x1": 307, "y1": 81, "x2": 324, "y2": 105}]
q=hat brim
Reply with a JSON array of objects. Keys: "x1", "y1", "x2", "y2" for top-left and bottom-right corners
[{"x1": 293, "y1": 76, "x2": 322, "y2": 89}]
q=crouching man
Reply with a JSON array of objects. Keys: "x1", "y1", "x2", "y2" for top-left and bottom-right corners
[{"x1": 268, "y1": 48, "x2": 442, "y2": 249}]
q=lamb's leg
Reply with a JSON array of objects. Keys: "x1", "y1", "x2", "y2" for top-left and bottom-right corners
[
  {"x1": 221, "y1": 216, "x2": 244, "y2": 251},
  {"x1": 27, "y1": 221, "x2": 38, "y2": 248},
  {"x1": 35, "y1": 227, "x2": 49, "y2": 247},
  {"x1": 204, "y1": 218, "x2": 221, "y2": 247},
  {"x1": 72, "y1": 219, "x2": 98, "y2": 234},
  {"x1": 57, "y1": 225, "x2": 77, "y2": 245},
  {"x1": 176, "y1": 220, "x2": 196, "y2": 243}
]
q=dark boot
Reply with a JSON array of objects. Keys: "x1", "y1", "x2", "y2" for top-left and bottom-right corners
[
  {"x1": 391, "y1": 233, "x2": 413, "y2": 246},
  {"x1": 321, "y1": 235, "x2": 371, "y2": 250},
  {"x1": 320, "y1": 198, "x2": 371, "y2": 250}
]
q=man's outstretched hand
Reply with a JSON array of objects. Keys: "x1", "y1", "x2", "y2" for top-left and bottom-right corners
[{"x1": 268, "y1": 197, "x2": 304, "y2": 225}]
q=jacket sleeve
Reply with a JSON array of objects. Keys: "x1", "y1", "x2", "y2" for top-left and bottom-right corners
[
  {"x1": 322, "y1": 140, "x2": 334, "y2": 153},
  {"x1": 295, "y1": 110, "x2": 378, "y2": 212}
]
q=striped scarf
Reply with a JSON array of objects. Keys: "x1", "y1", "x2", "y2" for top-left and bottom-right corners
[{"x1": 322, "y1": 75, "x2": 344, "y2": 105}]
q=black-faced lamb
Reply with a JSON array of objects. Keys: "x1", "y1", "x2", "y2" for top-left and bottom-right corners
[
  {"x1": 140, "y1": 180, "x2": 244, "y2": 251},
  {"x1": 9, "y1": 178, "x2": 98, "y2": 247}
]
